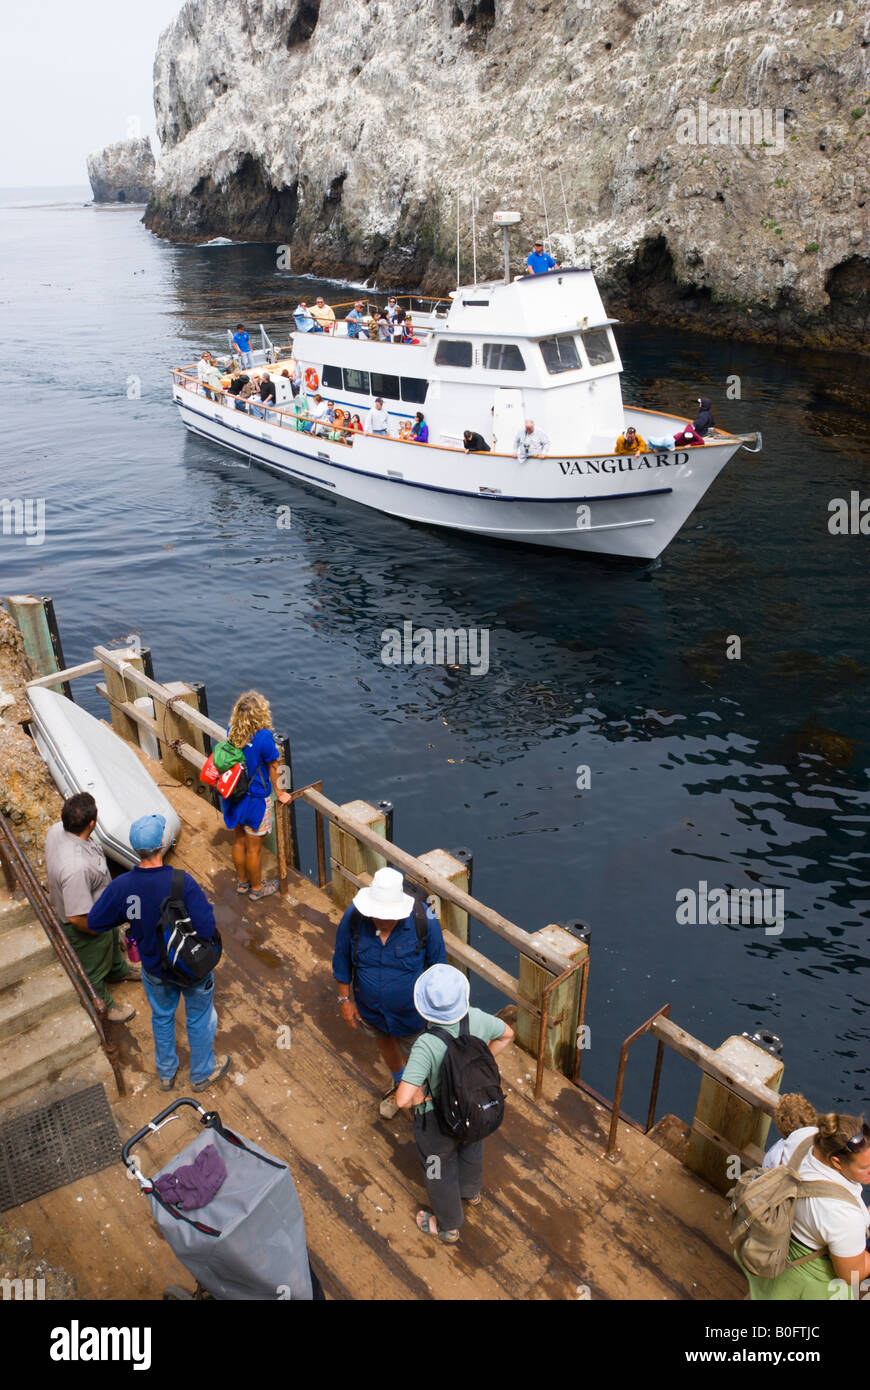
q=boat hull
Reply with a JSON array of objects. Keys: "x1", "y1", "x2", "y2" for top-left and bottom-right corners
[{"x1": 175, "y1": 390, "x2": 740, "y2": 560}]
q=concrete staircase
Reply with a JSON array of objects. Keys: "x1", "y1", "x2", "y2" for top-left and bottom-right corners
[{"x1": 0, "y1": 899, "x2": 115, "y2": 1116}]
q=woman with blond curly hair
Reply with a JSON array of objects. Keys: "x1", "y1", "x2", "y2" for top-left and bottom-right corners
[{"x1": 223, "y1": 691, "x2": 291, "y2": 901}]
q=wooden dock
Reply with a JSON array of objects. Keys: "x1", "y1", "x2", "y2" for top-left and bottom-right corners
[{"x1": 10, "y1": 751, "x2": 744, "y2": 1302}]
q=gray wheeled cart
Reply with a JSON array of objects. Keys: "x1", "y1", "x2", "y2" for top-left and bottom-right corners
[{"x1": 122, "y1": 1098, "x2": 323, "y2": 1301}]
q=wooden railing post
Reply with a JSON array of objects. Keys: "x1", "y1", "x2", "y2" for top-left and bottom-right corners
[
  {"x1": 328, "y1": 801, "x2": 387, "y2": 911},
  {"x1": 98, "y1": 645, "x2": 145, "y2": 746},
  {"x1": 516, "y1": 924, "x2": 589, "y2": 1076},
  {"x1": 686, "y1": 1034, "x2": 784, "y2": 1192},
  {"x1": 417, "y1": 849, "x2": 470, "y2": 976},
  {"x1": 157, "y1": 681, "x2": 203, "y2": 783}
]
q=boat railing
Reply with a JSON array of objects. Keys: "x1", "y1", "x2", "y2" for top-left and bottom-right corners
[
  {"x1": 171, "y1": 368, "x2": 440, "y2": 448},
  {"x1": 0, "y1": 809, "x2": 125, "y2": 1097}
]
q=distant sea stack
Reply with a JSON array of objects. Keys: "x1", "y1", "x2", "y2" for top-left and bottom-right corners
[
  {"x1": 87, "y1": 138, "x2": 155, "y2": 204},
  {"x1": 145, "y1": 0, "x2": 869, "y2": 352}
]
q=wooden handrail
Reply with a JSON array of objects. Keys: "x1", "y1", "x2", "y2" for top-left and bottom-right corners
[
  {"x1": 650, "y1": 1016, "x2": 779, "y2": 1117},
  {"x1": 302, "y1": 785, "x2": 572, "y2": 976}
]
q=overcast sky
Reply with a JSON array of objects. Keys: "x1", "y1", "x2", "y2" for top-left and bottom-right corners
[{"x1": 0, "y1": 1, "x2": 184, "y2": 187}]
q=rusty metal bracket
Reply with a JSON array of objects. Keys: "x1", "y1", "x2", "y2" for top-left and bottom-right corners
[{"x1": 606, "y1": 1004, "x2": 672, "y2": 1157}]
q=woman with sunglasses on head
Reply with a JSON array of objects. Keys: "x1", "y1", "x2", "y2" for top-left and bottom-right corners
[{"x1": 740, "y1": 1113, "x2": 870, "y2": 1300}]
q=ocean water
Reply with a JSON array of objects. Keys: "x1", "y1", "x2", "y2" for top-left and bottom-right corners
[{"x1": 1, "y1": 188, "x2": 868, "y2": 1124}]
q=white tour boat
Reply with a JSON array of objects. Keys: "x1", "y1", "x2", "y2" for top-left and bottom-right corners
[{"x1": 171, "y1": 215, "x2": 760, "y2": 559}]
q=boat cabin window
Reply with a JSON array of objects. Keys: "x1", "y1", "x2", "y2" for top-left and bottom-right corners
[
  {"x1": 482, "y1": 342, "x2": 525, "y2": 372},
  {"x1": 400, "y1": 376, "x2": 429, "y2": 404},
  {"x1": 321, "y1": 363, "x2": 344, "y2": 391},
  {"x1": 581, "y1": 328, "x2": 614, "y2": 367},
  {"x1": 343, "y1": 367, "x2": 371, "y2": 395},
  {"x1": 434, "y1": 339, "x2": 473, "y2": 368},
  {"x1": 539, "y1": 334, "x2": 582, "y2": 374},
  {"x1": 371, "y1": 371, "x2": 400, "y2": 400}
]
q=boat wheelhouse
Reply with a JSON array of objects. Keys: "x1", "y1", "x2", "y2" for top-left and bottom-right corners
[{"x1": 171, "y1": 231, "x2": 760, "y2": 559}]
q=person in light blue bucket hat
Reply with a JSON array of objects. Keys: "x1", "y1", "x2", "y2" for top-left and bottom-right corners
[{"x1": 397, "y1": 965, "x2": 514, "y2": 1244}]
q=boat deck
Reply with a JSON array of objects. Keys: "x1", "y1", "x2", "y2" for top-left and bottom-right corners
[{"x1": 11, "y1": 755, "x2": 744, "y2": 1300}]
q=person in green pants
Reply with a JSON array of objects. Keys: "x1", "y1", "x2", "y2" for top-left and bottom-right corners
[{"x1": 45, "y1": 793, "x2": 140, "y2": 1023}]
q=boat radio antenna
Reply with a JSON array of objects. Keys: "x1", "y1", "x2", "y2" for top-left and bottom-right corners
[
  {"x1": 539, "y1": 170, "x2": 552, "y2": 257},
  {"x1": 456, "y1": 186, "x2": 461, "y2": 290},
  {"x1": 471, "y1": 170, "x2": 479, "y2": 286},
  {"x1": 557, "y1": 165, "x2": 574, "y2": 265}
]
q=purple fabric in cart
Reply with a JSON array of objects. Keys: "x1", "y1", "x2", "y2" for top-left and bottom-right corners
[{"x1": 153, "y1": 1143, "x2": 228, "y2": 1210}]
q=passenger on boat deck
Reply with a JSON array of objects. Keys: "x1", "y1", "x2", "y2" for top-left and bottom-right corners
[
  {"x1": 281, "y1": 357, "x2": 301, "y2": 395},
  {"x1": 325, "y1": 400, "x2": 336, "y2": 425},
  {"x1": 45, "y1": 793, "x2": 139, "y2": 1024},
  {"x1": 294, "y1": 300, "x2": 322, "y2": 333},
  {"x1": 378, "y1": 315, "x2": 392, "y2": 342},
  {"x1": 674, "y1": 422, "x2": 704, "y2": 446},
  {"x1": 366, "y1": 398, "x2": 390, "y2": 436},
  {"x1": 228, "y1": 369, "x2": 250, "y2": 399},
  {"x1": 311, "y1": 297, "x2": 336, "y2": 332},
  {"x1": 402, "y1": 317, "x2": 420, "y2": 345},
  {"x1": 411, "y1": 412, "x2": 428, "y2": 443},
  {"x1": 328, "y1": 408, "x2": 348, "y2": 442},
  {"x1": 693, "y1": 396, "x2": 715, "y2": 437},
  {"x1": 305, "y1": 393, "x2": 331, "y2": 436},
  {"x1": 385, "y1": 297, "x2": 399, "y2": 324},
  {"x1": 198, "y1": 353, "x2": 224, "y2": 400},
  {"x1": 515, "y1": 419, "x2": 550, "y2": 461},
  {"x1": 526, "y1": 240, "x2": 559, "y2": 275},
  {"x1": 398, "y1": 419, "x2": 413, "y2": 441},
  {"x1": 237, "y1": 379, "x2": 255, "y2": 411},
  {"x1": 615, "y1": 426, "x2": 648, "y2": 455},
  {"x1": 232, "y1": 324, "x2": 253, "y2": 367},
  {"x1": 463, "y1": 430, "x2": 491, "y2": 453},
  {"x1": 257, "y1": 372, "x2": 277, "y2": 410},
  {"x1": 366, "y1": 310, "x2": 383, "y2": 341},
  {"x1": 763, "y1": 1094, "x2": 818, "y2": 1168},
  {"x1": 346, "y1": 301, "x2": 365, "y2": 339},
  {"x1": 349, "y1": 413, "x2": 364, "y2": 434},
  {"x1": 392, "y1": 305, "x2": 406, "y2": 343}
]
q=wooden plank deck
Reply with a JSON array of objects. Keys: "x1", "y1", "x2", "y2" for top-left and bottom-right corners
[{"x1": 11, "y1": 755, "x2": 744, "y2": 1301}]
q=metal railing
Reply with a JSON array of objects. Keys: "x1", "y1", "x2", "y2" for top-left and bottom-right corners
[
  {"x1": 607, "y1": 1004, "x2": 778, "y2": 1159},
  {"x1": 0, "y1": 810, "x2": 125, "y2": 1097}
]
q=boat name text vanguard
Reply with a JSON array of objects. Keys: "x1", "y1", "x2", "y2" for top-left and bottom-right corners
[{"x1": 557, "y1": 452, "x2": 692, "y2": 476}]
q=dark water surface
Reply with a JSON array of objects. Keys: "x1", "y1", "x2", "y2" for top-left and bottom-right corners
[{"x1": 2, "y1": 189, "x2": 868, "y2": 1123}]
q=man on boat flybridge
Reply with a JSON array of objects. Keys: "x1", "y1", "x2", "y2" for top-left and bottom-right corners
[
  {"x1": 515, "y1": 419, "x2": 550, "y2": 461},
  {"x1": 526, "y1": 240, "x2": 559, "y2": 274}
]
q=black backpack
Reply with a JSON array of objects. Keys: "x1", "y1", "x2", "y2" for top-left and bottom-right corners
[
  {"x1": 347, "y1": 890, "x2": 430, "y2": 986},
  {"x1": 427, "y1": 1015, "x2": 505, "y2": 1142},
  {"x1": 157, "y1": 869, "x2": 222, "y2": 986}
]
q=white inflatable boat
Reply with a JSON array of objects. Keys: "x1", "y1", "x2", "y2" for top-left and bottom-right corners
[{"x1": 27, "y1": 686, "x2": 181, "y2": 868}]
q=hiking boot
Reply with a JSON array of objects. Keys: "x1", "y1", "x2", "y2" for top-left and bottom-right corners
[
  {"x1": 107, "y1": 1003, "x2": 136, "y2": 1023},
  {"x1": 379, "y1": 1083, "x2": 400, "y2": 1120},
  {"x1": 191, "y1": 1055, "x2": 232, "y2": 1092},
  {"x1": 158, "y1": 1069, "x2": 178, "y2": 1092},
  {"x1": 117, "y1": 967, "x2": 142, "y2": 983}
]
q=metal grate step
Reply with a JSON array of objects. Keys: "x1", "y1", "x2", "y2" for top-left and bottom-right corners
[{"x1": 0, "y1": 1083, "x2": 121, "y2": 1211}]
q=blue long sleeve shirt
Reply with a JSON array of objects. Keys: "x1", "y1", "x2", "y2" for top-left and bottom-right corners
[
  {"x1": 88, "y1": 865, "x2": 216, "y2": 975},
  {"x1": 332, "y1": 904, "x2": 447, "y2": 1036}
]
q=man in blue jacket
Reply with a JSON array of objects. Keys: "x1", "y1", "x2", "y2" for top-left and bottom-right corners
[
  {"x1": 333, "y1": 867, "x2": 446, "y2": 1118},
  {"x1": 88, "y1": 814, "x2": 231, "y2": 1093}
]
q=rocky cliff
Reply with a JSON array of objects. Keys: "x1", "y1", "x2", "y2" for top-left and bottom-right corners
[
  {"x1": 87, "y1": 138, "x2": 155, "y2": 203},
  {"x1": 145, "y1": 0, "x2": 870, "y2": 350},
  {"x1": 0, "y1": 613, "x2": 62, "y2": 882}
]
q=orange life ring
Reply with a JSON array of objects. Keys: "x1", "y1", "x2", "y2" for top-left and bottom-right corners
[{"x1": 305, "y1": 367, "x2": 319, "y2": 391}]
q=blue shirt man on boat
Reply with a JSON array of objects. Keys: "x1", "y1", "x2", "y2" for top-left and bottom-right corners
[
  {"x1": 526, "y1": 240, "x2": 559, "y2": 274},
  {"x1": 88, "y1": 814, "x2": 231, "y2": 1093},
  {"x1": 345, "y1": 301, "x2": 365, "y2": 339},
  {"x1": 232, "y1": 325, "x2": 253, "y2": 367},
  {"x1": 333, "y1": 867, "x2": 447, "y2": 1119},
  {"x1": 294, "y1": 300, "x2": 323, "y2": 333}
]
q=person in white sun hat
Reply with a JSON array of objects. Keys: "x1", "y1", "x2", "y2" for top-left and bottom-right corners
[
  {"x1": 396, "y1": 964, "x2": 514, "y2": 1244},
  {"x1": 333, "y1": 866, "x2": 446, "y2": 1119}
]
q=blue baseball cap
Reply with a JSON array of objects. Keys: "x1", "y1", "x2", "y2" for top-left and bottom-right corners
[{"x1": 129, "y1": 814, "x2": 166, "y2": 852}]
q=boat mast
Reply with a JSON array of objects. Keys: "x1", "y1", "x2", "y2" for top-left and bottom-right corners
[
  {"x1": 539, "y1": 170, "x2": 552, "y2": 256},
  {"x1": 456, "y1": 187, "x2": 461, "y2": 290},
  {"x1": 471, "y1": 170, "x2": 478, "y2": 286},
  {"x1": 558, "y1": 166, "x2": 574, "y2": 265}
]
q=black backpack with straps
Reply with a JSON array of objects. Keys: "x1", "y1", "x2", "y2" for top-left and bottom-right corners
[
  {"x1": 427, "y1": 1015, "x2": 505, "y2": 1142},
  {"x1": 157, "y1": 868, "x2": 223, "y2": 987},
  {"x1": 346, "y1": 888, "x2": 430, "y2": 986}
]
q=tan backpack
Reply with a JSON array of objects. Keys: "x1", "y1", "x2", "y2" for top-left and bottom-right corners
[{"x1": 727, "y1": 1133, "x2": 864, "y2": 1278}]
